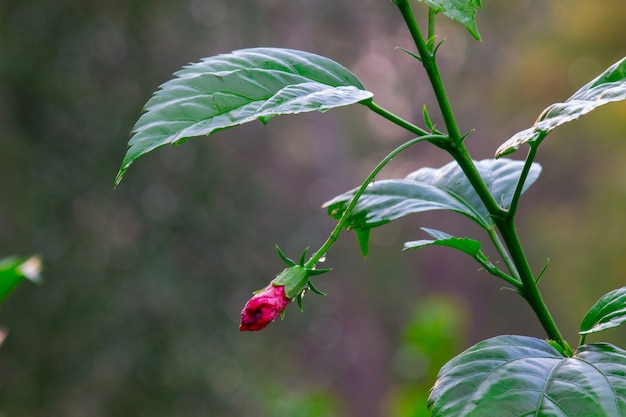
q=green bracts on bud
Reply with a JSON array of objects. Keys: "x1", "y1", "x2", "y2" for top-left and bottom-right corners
[
  {"x1": 272, "y1": 266, "x2": 310, "y2": 299},
  {"x1": 273, "y1": 245, "x2": 331, "y2": 300}
]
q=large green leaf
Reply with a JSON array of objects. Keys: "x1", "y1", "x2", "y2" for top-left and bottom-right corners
[
  {"x1": 116, "y1": 48, "x2": 373, "y2": 185},
  {"x1": 0, "y1": 256, "x2": 42, "y2": 303},
  {"x1": 417, "y1": 0, "x2": 482, "y2": 40},
  {"x1": 324, "y1": 158, "x2": 541, "y2": 232},
  {"x1": 429, "y1": 335, "x2": 626, "y2": 416},
  {"x1": 496, "y1": 56, "x2": 626, "y2": 157},
  {"x1": 580, "y1": 286, "x2": 626, "y2": 336}
]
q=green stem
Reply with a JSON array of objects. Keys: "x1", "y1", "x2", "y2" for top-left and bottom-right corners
[
  {"x1": 395, "y1": 0, "x2": 506, "y2": 219},
  {"x1": 363, "y1": 100, "x2": 430, "y2": 137},
  {"x1": 476, "y1": 252, "x2": 521, "y2": 289},
  {"x1": 305, "y1": 133, "x2": 447, "y2": 268},
  {"x1": 394, "y1": 0, "x2": 570, "y2": 352},
  {"x1": 486, "y1": 227, "x2": 519, "y2": 280},
  {"x1": 507, "y1": 143, "x2": 539, "y2": 219},
  {"x1": 395, "y1": 0, "x2": 462, "y2": 143},
  {"x1": 427, "y1": 8, "x2": 436, "y2": 47},
  {"x1": 496, "y1": 218, "x2": 569, "y2": 352}
]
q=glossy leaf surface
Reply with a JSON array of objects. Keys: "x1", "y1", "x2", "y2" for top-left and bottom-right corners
[
  {"x1": 580, "y1": 286, "x2": 626, "y2": 335},
  {"x1": 0, "y1": 256, "x2": 42, "y2": 303},
  {"x1": 497, "y1": 56, "x2": 626, "y2": 157},
  {"x1": 429, "y1": 335, "x2": 626, "y2": 416},
  {"x1": 116, "y1": 48, "x2": 373, "y2": 185},
  {"x1": 324, "y1": 158, "x2": 541, "y2": 232},
  {"x1": 418, "y1": 0, "x2": 482, "y2": 40}
]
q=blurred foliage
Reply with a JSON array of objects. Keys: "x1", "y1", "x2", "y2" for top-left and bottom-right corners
[
  {"x1": 383, "y1": 295, "x2": 467, "y2": 417},
  {"x1": 0, "y1": 256, "x2": 42, "y2": 303},
  {"x1": 0, "y1": 0, "x2": 625, "y2": 416}
]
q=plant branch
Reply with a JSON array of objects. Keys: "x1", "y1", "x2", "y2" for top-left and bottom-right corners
[
  {"x1": 476, "y1": 254, "x2": 521, "y2": 289},
  {"x1": 363, "y1": 100, "x2": 430, "y2": 137},
  {"x1": 395, "y1": 0, "x2": 462, "y2": 143},
  {"x1": 496, "y1": 218, "x2": 570, "y2": 353},
  {"x1": 507, "y1": 142, "x2": 539, "y2": 219},
  {"x1": 394, "y1": 0, "x2": 506, "y2": 219},
  {"x1": 394, "y1": 0, "x2": 570, "y2": 353},
  {"x1": 305, "y1": 133, "x2": 448, "y2": 268},
  {"x1": 486, "y1": 227, "x2": 519, "y2": 279}
]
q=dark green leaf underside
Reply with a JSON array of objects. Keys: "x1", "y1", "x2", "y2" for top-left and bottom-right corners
[
  {"x1": 116, "y1": 47, "x2": 373, "y2": 185},
  {"x1": 497, "y1": 56, "x2": 626, "y2": 157},
  {"x1": 429, "y1": 335, "x2": 626, "y2": 416}
]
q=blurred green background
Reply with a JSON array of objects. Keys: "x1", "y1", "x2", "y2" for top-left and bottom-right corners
[{"x1": 1, "y1": 0, "x2": 625, "y2": 416}]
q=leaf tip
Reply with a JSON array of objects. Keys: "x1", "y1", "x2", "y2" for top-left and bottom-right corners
[{"x1": 114, "y1": 169, "x2": 125, "y2": 188}]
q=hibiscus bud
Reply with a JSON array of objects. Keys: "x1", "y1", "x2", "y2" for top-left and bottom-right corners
[
  {"x1": 239, "y1": 247, "x2": 331, "y2": 332},
  {"x1": 239, "y1": 284, "x2": 290, "y2": 331}
]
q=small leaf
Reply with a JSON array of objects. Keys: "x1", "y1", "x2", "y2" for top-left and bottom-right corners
[
  {"x1": 324, "y1": 159, "x2": 541, "y2": 233},
  {"x1": 116, "y1": 48, "x2": 373, "y2": 185},
  {"x1": 418, "y1": 0, "x2": 482, "y2": 41},
  {"x1": 404, "y1": 228, "x2": 481, "y2": 256},
  {"x1": 0, "y1": 256, "x2": 42, "y2": 303},
  {"x1": 497, "y1": 56, "x2": 626, "y2": 157},
  {"x1": 404, "y1": 228, "x2": 500, "y2": 276},
  {"x1": 580, "y1": 286, "x2": 626, "y2": 335},
  {"x1": 429, "y1": 335, "x2": 626, "y2": 416}
]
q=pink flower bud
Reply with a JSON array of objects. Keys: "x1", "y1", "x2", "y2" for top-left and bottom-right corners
[{"x1": 239, "y1": 284, "x2": 290, "y2": 331}]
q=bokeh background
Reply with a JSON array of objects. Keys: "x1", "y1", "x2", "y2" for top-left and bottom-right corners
[{"x1": 1, "y1": 0, "x2": 625, "y2": 416}]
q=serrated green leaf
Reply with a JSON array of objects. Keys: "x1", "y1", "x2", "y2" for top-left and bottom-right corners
[
  {"x1": 116, "y1": 48, "x2": 373, "y2": 185},
  {"x1": 324, "y1": 159, "x2": 541, "y2": 232},
  {"x1": 429, "y1": 335, "x2": 626, "y2": 416},
  {"x1": 580, "y1": 286, "x2": 626, "y2": 336},
  {"x1": 0, "y1": 256, "x2": 42, "y2": 303},
  {"x1": 497, "y1": 56, "x2": 626, "y2": 157},
  {"x1": 418, "y1": 0, "x2": 482, "y2": 41}
]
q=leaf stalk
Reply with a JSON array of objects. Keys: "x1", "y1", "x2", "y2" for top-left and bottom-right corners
[{"x1": 305, "y1": 133, "x2": 447, "y2": 268}]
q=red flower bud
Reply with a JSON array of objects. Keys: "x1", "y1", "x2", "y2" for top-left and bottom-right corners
[{"x1": 239, "y1": 284, "x2": 290, "y2": 331}]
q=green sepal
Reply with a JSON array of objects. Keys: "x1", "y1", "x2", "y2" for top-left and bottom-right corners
[
  {"x1": 308, "y1": 268, "x2": 332, "y2": 276},
  {"x1": 276, "y1": 245, "x2": 296, "y2": 267},
  {"x1": 298, "y1": 247, "x2": 309, "y2": 267},
  {"x1": 296, "y1": 293, "x2": 304, "y2": 311},
  {"x1": 307, "y1": 280, "x2": 327, "y2": 296},
  {"x1": 272, "y1": 265, "x2": 310, "y2": 299}
]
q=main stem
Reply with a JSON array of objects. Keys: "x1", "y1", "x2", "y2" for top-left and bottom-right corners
[{"x1": 394, "y1": 0, "x2": 569, "y2": 351}]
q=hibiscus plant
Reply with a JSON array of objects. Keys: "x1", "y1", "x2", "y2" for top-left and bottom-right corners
[{"x1": 116, "y1": 0, "x2": 626, "y2": 415}]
